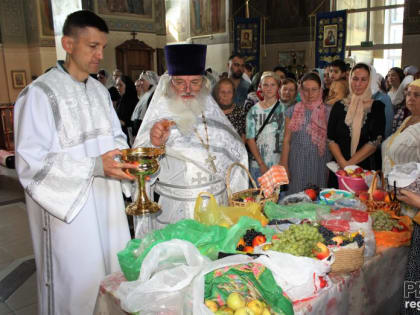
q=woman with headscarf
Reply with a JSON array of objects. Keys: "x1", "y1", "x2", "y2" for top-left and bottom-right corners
[
  {"x1": 131, "y1": 71, "x2": 159, "y2": 137},
  {"x1": 382, "y1": 79, "x2": 420, "y2": 176},
  {"x1": 281, "y1": 72, "x2": 331, "y2": 195},
  {"x1": 371, "y1": 69, "x2": 394, "y2": 139},
  {"x1": 327, "y1": 63, "x2": 386, "y2": 187},
  {"x1": 387, "y1": 67, "x2": 408, "y2": 106},
  {"x1": 115, "y1": 75, "x2": 138, "y2": 143}
]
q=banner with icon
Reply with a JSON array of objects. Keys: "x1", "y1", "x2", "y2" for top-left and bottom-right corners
[{"x1": 234, "y1": 17, "x2": 260, "y2": 73}]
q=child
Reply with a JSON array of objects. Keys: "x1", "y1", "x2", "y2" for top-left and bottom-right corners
[{"x1": 329, "y1": 59, "x2": 347, "y2": 81}]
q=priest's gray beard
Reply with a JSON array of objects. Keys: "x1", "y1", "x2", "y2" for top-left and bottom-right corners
[{"x1": 163, "y1": 78, "x2": 209, "y2": 136}]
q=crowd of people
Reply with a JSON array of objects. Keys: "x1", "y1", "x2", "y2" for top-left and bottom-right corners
[{"x1": 12, "y1": 9, "x2": 420, "y2": 315}]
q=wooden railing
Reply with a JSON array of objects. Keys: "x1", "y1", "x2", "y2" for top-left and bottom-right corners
[{"x1": 0, "y1": 104, "x2": 14, "y2": 152}]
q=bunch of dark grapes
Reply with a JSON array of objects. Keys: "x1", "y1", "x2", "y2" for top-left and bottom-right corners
[
  {"x1": 317, "y1": 225, "x2": 335, "y2": 244},
  {"x1": 243, "y1": 229, "x2": 263, "y2": 246},
  {"x1": 354, "y1": 234, "x2": 364, "y2": 247}
]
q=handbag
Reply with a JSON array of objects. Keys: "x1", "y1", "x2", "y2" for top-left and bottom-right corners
[{"x1": 248, "y1": 100, "x2": 280, "y2": 160}]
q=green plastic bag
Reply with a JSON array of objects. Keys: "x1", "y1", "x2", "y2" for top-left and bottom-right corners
[
  {"x1": 220, "y1": 216, "x2": 276, "y2": 253},
  {"x1": 264, "y1": 201, "x2": 331, "y2": 221},
  {"x1": 118, "y1": 219, "x2": 229, "y2": 281},
  {"x1": 205, "y1": 262, "x2": 294, "y2": 315}
]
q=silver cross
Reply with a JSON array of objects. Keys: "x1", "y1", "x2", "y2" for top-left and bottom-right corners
[
  {"x1": 206, "y1": 154, "x2": 217, "y2": 173},
  {"x1": 192, "y1": 172, "x2": 207, "y2": 185}
]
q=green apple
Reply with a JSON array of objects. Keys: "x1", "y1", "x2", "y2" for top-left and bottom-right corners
[
  {"x1": 247, "y1": 300, "x2": 263, "y2": 315},
  {"x1": 234, "y1": 306, "x2": 255, "y2": 315},
  {"x1": 227, "y1": 292, "x2": 246, "y2": 310}
]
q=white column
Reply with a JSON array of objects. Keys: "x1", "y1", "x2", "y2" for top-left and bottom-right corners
[{"x1": 50, "y1": 0, "x2": 82, "y2": 61}]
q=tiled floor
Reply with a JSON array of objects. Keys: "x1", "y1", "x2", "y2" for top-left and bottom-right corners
[{"x1": 0, "y1": 166, "x2": 37, "y2": 315}]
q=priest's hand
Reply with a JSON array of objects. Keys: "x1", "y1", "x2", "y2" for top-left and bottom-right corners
[
  {"x1": 101, "y1": 149, "x2": 137, "y2": 181},
  {"x1": 150, "y1": 120, "x2": 174, "y2": 146}
]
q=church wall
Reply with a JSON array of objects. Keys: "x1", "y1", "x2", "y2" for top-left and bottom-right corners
[
  {"x1": 28, "y1": 47, "x2": 57, "y2": 78},
  {"x1": 0, "y1": 46, "x2": 10, "y2": 104},
  {"x1": 205, "y1": 43, "x2": 231, "y2": 75}
]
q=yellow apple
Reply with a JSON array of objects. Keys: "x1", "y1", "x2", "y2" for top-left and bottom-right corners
[
  {"x1": 234, "y1": 306, "x2": 255, "y2": 315},
  {"x1": 215, "y1": 306, "x2": 234, "y2": 315},
  {"x1": 262, "y1": 308, "x2": 271, "y2": 315},
  {"x1": 205, "y1": 299, "x2": 219, "y2": 312},
  {"x1": 227, "y1": 292, "x2": 246, "y2": 310},
  {"x1": 247, "y1": 300, "x2": 263, "y2": 315}
]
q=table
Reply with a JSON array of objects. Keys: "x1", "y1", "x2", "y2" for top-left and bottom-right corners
[{"x1": 94, "y1": 246, "x2": 408, "y2": 315}]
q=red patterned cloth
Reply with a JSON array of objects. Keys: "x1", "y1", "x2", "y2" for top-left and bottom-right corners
[{"x1": 258, "y1": 165, "x2": 289, "y2": 197}]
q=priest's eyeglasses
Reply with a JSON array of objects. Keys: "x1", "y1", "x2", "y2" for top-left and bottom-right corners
[{"x1": 171, "y1": 78, "x2": 203, "y2": 90}]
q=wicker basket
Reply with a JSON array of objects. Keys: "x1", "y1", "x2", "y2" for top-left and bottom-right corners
[
  {"x1": 362, "y1": 171, "x2": 401, "y2": 216},
  {"x1": 226, "y1": 162, "x2": 278, "y2": 207},
  {"x1": 330, "y1": 245, "x2": 365, "y2": 274}
]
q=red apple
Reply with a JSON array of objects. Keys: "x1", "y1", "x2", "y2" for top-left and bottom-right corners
[
  {"x1": 336, "y1": 170, "x2": 347, "y2": 177},
  {"x1": 304, "y1": 188, "x2": 317, "y2": 201},
  {"x1": 354, "y1": 167, "x2": 364, "y2": 174},
  {"x1": 313, "y1": 242, "x2": 330, "y2": 260},
  {"x1": 372, "y1": 189, "x2": 386, "y2": 201},
  {"x1": 358, "y1": 192, "x2": 370, "y2": 201}
]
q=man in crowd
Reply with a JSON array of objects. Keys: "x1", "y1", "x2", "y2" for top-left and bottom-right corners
[
  {"x1": 112, "y1": 68, "x2": 122, "y2": 83},
  {"x1": 279, "y1": 78, "x2": 298, "y2": 107},
  {"x1": 228, "y1": 53, "x2": 251, "y2": 107},
  {"x1": 14, "y1": 10, "x2": 136, "y2": 314},
  {"x1": 133, "y1": 44, "x2": 248, "y2": 237},
  {"x1": 329, "y1": 59, "x2": 347, "y2": 82}
]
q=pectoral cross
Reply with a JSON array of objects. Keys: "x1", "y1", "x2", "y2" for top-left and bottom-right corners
[
  {"x1": 206, "y1": 154, "x2": 217, "y2": 173},
  {"x1": 192, "y1": 172, "x2": 207, "y2": 185}
]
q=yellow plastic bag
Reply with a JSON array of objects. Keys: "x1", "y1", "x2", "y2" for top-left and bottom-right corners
[{"x1": 194, "y1": 192, "x2": 268, "y2": 227}]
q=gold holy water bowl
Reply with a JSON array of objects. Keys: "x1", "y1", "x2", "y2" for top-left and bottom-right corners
[{"x1": 121, "y1": 147, "x2": 164, "y2": 216}]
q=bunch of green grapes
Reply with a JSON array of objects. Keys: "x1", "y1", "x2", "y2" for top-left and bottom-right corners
[
  {"x1": 271, "y1": 223, "x2": 324, "y2": 257},
  {"x1": 371, "y1": 210, "x2": 401, "y2": 231}
]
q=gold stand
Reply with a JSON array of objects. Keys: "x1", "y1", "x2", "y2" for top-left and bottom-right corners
[{"x1": 121, "y1": 147, "x2": 164, "y2": 216}]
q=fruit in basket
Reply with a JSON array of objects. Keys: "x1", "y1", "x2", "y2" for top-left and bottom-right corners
[
  {"x1": 312, "y1": 242, "x2": 330, "y2": 260},
  {"x1": 336, "y1": 169, "x2": 347, "y2": 177},
  {"x1": 372, "y1": 189, "x2": 387, "y2": 201},
  {"x1": 252, "y1": 235, "x2": 266, "y2": 247},
  {"x1": 244, "y1": 246, "x2": 254, "y2": 253},
  {"x1": 262, "y1": 309, "x2": 271, "y2": 315},
  {"x1": 227, "y1": 292, "x2": 246, "y2": 310},
  {"x1": 332, "y1": 236, "x2": 343, "y2": 245},
  {"x1": 304, "y1": 188, "x2": 317, "y2": 201},
  {"x1": 234, "y1": 307, "x2": 255, "y2": 315},
  {"x1": 358, "y1": 191, "x2": 369, "y2": 201},
  {"x1": 247, "y1": 300, "x2": 263, "y2": 315},
  {"x1": 354, "y1": 167, "x2": 364, "y2": 174},
  {"x1": 371, "y1": 210, "x2": 403, "y2": 231},
  {"x1": 216, "y1": 307, "x2": 234, "y2": 315},
  {"x1": 205, "y1": 300, "x2": 219, "y2": 312}
]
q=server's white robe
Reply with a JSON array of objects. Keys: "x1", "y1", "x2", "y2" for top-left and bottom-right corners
[{"x1": 14, "y1": 63, "x2": 130, "y2": 315}]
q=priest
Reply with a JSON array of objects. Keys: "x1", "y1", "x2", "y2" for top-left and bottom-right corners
[
  {"x1": 133, "y1": 44, "x2": 248, "y2": 236},
  {"x1": 14, "y1": 10, "x2": 136, "y2": 314}
]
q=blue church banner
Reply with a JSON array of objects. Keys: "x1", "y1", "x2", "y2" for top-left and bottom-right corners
[
  {"x1": 315, "y1": 10, "x2": 347, "y2": 68},
  {"x1": 234, "y1": 17, "x2": 260, "y2": 73}
]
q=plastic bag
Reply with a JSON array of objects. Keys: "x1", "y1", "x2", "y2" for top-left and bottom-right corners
[
  {"x1": 194, "y1": 192, "x2": 268, "y2": 227},
  {"x1": 374, "y1": 213, "x2": 413, "y2": 248},
  {"x1": 318, "y1": 208, "x2": 376, "y2": 257},
  {"x1": 255, "y1": 250, "x2": 332, "y2": 302},
  {"x1": 117, "y1": 239, "x2": 294, "y2": 315},
  {"x1": 264, "y1": 201, "x2": 331, "y2": 221},
  {"x1": 203, "y1": 262, "x2": 293, "y2": 315},
  {"x1": 118, "y1": 219, "x2": 229, "y2": 281}
]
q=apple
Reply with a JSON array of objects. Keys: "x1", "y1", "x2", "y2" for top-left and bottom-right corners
[
  {"x1": 247, "y1": 300, "x2": 263, "y2": 315},
  {"x1": 262, "y1": 309, "x2": 271, "y2": 315},
  {"x1": 336, "y1": 170, "x2": 347, "y2": 177},
  {"x1": 234, "y1": 307, "x2": 255, "y2": 315},
  {"x1": 358, "y1": 191, "x2": 370, "y2": 201},
  {"x1": 354, "y1": 167, "x2": 364, "y2": 174},
  {"x1": 372, "y1": 189, "x2": 386, "y2": 201},
  {"x1": 205, "y1": 300, "x2": 219, "y2": 312},
  {"x1": 304, "y1": 188, "x2": 317, "y2": 201},
  {"x1": 216, "y1": 306, "x2": 234, "y2": 315},
  {"x1": 312, "y1": 242, "x2": 330, "y2": 260},
  {"x1": 227, "y1": 292, "x2": 246, "y2": 311}
]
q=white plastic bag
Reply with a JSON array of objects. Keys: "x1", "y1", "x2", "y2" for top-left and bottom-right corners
[
  {"x1": 254, "y1": 250, "x2": 332, "y2": 302},
  {"x1": 115, "y1": 239, "x2": 210, "y2": 314}
]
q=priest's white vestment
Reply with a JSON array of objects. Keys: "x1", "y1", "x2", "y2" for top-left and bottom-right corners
[
  {"x1": 133, "y1": 75, "x2": 249, "y2": 237},
  {"x1": 14, "y1": 62, "x2": 131, "y2": 315}
]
